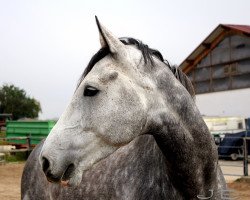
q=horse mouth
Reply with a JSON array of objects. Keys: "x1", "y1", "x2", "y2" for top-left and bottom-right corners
[{"x1": 60, "y1": 163, "x2": 75, "y2": 185}]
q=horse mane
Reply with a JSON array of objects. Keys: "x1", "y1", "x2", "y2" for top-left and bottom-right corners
[
  {"x1": 167, "y1": 65, "x2": 195, "y2": 98},
  {"x1": 77, "y1": 37, "x2": 195, "y2": 98}
]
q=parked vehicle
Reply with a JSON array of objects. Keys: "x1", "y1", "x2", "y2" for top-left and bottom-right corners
[
  {"x1": 218, "y1": 131, "x2": 250, "y2": 160},
  {"x1": 203, "y1": 116, "x2": 246, "y2": 135},
  {"x1": 203, "y1": 116, "x2": 250, "y2": 160}
]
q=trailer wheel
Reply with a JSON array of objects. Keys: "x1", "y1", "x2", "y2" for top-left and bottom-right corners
[{"x1": 230, "y1": 153, "x2": 238, "y2": 161}]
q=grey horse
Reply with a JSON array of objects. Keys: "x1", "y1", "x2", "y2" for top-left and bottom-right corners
[{"x1": 21, "y1": 17, "x2": 226, "y2": 200}]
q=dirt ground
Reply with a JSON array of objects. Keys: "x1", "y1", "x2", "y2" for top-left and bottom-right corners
[
  {"x1": 0, "y1": 162, "x2": 25, "y2": 200},
  {"x1": 228, "y1": 178, "x2": 250, "y2": 200},
  {"x1": 0, "y1": 162, "x2": 250, "y2": 199}
]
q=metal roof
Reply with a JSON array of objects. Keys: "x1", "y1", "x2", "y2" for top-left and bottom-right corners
[
  {"x1": 224, "y1": 24, "x2": 250, "y2": 34},
  {"x1": 180, "y1": 24, "x2": 250, "y2": 73}
]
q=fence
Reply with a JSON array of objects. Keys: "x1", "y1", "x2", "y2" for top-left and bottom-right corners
[
  {"x1": 214, "y1": 130, "x2": 249, "y2": 177},
  {"x1": 0, "y1": 136, "x2": 45, "y2": 153}
]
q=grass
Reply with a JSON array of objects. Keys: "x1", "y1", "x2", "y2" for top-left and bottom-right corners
[
  {"x1": 0, "y1": 130, "x2": 6, "y2": 137},
  {"x1": 0, "y1": 131, "x2": 8, "y2": 145},
  {"x1": 4, "y1": 152, "x2": 27, "y2": 162}
]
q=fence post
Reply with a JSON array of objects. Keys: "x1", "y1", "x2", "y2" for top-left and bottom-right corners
[
  {"x1": 26, "y1": 134, "x2": 31, "y2": 157},
  {"x1": 26, "y1": 135, "x2": 31, "y2": 150},
  {"x1": 243, "y1": 138, "x2": 248, "y2": 176}
]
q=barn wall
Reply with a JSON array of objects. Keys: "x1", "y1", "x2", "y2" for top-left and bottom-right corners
[
  {"x1": 187, "y1": 34, "x2": 250, "y2": 94},
  {"x1": 195, "y1": 88, "x2": 250, "y2": 118}
]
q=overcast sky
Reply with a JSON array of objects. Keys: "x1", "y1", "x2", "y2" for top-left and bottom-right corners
[{"x1": 1, "y1": 0, "x2": 250, "y2": 119}]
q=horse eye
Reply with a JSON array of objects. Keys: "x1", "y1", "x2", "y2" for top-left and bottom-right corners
[{"x1": 84, "y1": 86, "x2": 99, "y2": 97}]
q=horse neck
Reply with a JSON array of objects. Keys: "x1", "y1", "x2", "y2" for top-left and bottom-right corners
[{"x1": 144, "y1": 66, "x2": 218, "y2": 198}]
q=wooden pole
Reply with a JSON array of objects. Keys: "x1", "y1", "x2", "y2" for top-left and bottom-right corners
[{"x1": 243, "y1": 138, "x2": 248, "y2": 176}]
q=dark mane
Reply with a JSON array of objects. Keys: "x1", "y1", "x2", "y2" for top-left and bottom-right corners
[{"x1": 77, "y1": 37, "x2": 195, "y2": 98}]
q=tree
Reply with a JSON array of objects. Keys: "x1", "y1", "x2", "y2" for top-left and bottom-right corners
[{"x1": 0, "y1": 84, "x2": 42, "y2": 120}]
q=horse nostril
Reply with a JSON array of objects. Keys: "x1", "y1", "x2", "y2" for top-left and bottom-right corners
[
  {"x1": 42, "y1": 156, "x2": 50, "y2": 174},
  {"x1": 62, "y1": 163, "x2": 75, "y2": 181},
  {"x1": 41, "y1": 157, "x2": 61, "y2": 182}
]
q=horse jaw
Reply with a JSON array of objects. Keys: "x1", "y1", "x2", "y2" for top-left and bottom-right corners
[{"x1": 67, "y1": 134, "x2": 118, "y2": 187}]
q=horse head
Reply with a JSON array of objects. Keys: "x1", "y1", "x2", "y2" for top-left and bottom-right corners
[{"x1": 40, "y1": 17, "x2": 218, "y2": 198}]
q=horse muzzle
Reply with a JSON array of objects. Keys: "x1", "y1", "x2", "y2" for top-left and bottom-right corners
[{"x1": 41, "y1": 156, "x2": 75, "y2": 185}]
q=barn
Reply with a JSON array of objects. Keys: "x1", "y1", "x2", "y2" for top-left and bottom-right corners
[{"x1": 180, "y1": 24, "x2": 250, "y2": 118}]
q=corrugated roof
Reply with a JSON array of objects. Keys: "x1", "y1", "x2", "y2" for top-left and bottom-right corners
[{"x1": 180, "y1": 24, "x2": 250, "y2": 73}]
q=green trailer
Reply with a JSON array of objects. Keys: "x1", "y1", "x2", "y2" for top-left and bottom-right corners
[{"x1": 6, "y1": 120, "x2": 56, "y2": 146}]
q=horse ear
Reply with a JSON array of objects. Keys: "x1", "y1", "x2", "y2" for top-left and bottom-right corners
[{"x1": 95, "y1": 16, "x2": 126, "y2": 54}]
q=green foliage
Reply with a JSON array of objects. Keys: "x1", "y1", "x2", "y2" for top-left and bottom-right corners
[
  {"x1": 0, "y1": 84, "x2": 42, "y2": 120},
  {"x1": 0, "y1": 131, "x2": 6, "y2": 138},
  {"x1": 5, "y1": 152, "x2": 27, "y2": 162}
]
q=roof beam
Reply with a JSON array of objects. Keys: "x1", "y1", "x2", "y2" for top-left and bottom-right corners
[
  {"x1": 186, "y1": 59, "x2": 194, "y2": 64},
  {"x1": 183, "y1": 30, "x2": 227, "y2": 74},
  {"x1": 202, "y1": 43, "x2": 211, "y2": 48}
]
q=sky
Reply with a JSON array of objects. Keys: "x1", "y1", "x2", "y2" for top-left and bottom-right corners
[{"x1": 0, "y1": 0, "x2": 250, "y2": 119}]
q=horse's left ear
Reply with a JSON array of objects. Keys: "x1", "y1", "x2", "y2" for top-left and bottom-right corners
[{"x1": 95, "y1": 16, "x2": 126, "y2": 55}]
